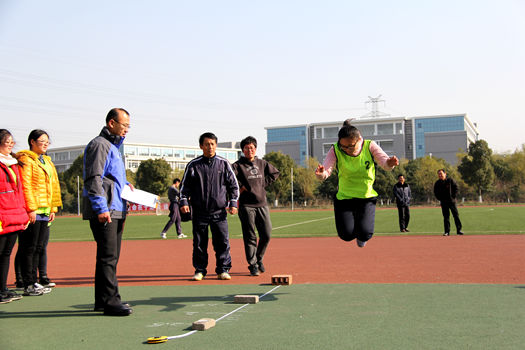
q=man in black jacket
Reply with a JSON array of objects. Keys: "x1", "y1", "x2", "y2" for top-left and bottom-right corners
[
  {"x1": 434, "y1": 169, "x2": 463, "y2": 236},
  {"x1": 180, "y1": 132, "x2": 239, "y2": 281},
  {"x1": 393, "y1": 174, "x2": 411, "y2": 232},
  {"x1": 232, "y1": 136, "x2": 280, "y2": 276},
  {"x1": 160, "y1": 178, "x2": 186, "y2": 239}
]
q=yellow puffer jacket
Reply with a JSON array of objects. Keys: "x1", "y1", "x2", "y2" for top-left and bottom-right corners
[{"x1": 16, "y1": 150, "x2": 62, "y2": 213}]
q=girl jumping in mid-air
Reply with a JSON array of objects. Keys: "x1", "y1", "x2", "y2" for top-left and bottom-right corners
[{"x1": 315, "y1": 119, "x2": 399, "y2": 247}]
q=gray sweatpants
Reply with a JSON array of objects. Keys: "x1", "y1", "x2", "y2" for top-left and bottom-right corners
[{"x1": 238, "y1": 205, "x2": 272, "y2": 269}]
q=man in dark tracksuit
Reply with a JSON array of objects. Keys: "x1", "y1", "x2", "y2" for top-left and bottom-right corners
[
  {"x1": 83, "y1": 108, "x2": 133, "y2": 316},
  {"x1": 180, "y1": 132, "x2": 239, "y2": 281},
  {"x1": 232, "y1": 136, "x2": 280, "y2": 276},
  {"x1": 434, "y1": 169, "x2": 463, "y2": 236},
  {"x1": 393, "y1": 174, "x2": 411, "y2": 232}
]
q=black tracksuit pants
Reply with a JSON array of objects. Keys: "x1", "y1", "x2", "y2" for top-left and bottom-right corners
[
  {"x1": 192, "y1": 210, "x2": 232, "y2": 276},
  {"x1": 89, "y1": 218, "x2": 125, "y2": 308}
]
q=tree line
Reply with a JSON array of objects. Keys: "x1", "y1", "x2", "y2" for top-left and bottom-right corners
[{"x1": 58, "y1": 140, "x2": 525, "y2": 213}]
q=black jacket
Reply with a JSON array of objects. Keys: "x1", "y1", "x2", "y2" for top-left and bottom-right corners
[
  {"x1": 232, "y1": 156, "x2": 280, "y2": 207},
  {"x1": 393, "y1": 182, "x2": 411, "y2": 207},
  {"x1": 179, "y1": 155, "x2": 239, "y2": 217},
  {"x1": 434, "y1": 177, "x2": 458, "y2": 203}
]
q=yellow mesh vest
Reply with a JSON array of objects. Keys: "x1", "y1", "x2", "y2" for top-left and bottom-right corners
[{"x1": 334, "y1": 139, "x2": 378, "y2": 199}]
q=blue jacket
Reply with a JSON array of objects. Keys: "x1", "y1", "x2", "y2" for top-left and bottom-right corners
[
  {"x1": 180, "y1": 155, "x2": 239, "y2": 218},
  {"x1": 82, "y1": 127, "x2": 128, "y2": 219}
]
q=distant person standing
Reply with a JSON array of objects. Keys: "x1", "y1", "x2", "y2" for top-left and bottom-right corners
[
  {"x1": 434, "y1": 169, "x2": 463, "y2": 236},
  {"x1": 232, "y1": 136, "x2": 280, "y2": 276},
  {"x1": 393, "y1": 174, "x2": 411, "y2": 232},
  {"x1": 160, "y1": 178, "x2": 187, "y2": 239},
  {"x1": 83, "y1": 108, "x2": 134, "y2": 316},
  {"x1": 180, "y1": 132, "x2": 239, "y2": 281}
]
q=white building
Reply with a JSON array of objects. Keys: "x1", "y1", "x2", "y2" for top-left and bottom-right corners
[{"x1": 48, "y1": 142, "x2": 241, "y2": 173}]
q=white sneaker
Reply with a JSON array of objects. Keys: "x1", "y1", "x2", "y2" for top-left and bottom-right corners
[
  {"x1": 193, "y1": 272, "x2": 204, "y2": 281},
  {"x1": 160, "y1": 232, "x2": 167, "y2": 239},
  {"x1": 33, "y1": 283, "x2": 52, "y2": 294},
  {"x1": 177, "y1": 233, "x2": 187, "y2": 238},
  {"x1": 218, "y1": 272, "x2": 231, "y2": 280}
]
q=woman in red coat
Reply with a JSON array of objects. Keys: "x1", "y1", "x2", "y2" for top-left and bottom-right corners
[{"x1": 0, "y1": 129, "x2": 29, "y2": 304}]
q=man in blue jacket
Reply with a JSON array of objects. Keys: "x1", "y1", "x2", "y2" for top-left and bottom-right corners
[
  {"x1": 180, "y1": 132, "x2": 239, "y2": 281},
  {"x1": 83, "y1": 108, "x2": 133, "y2": 316}
]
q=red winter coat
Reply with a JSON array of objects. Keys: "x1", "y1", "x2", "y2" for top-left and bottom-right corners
[{"x1": 0, "y1": 161, "x2": 29, "y2": 234}]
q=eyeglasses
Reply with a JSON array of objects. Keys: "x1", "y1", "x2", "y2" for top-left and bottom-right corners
[
  {"x1": 338, "y1": 141, "x2": 358, "y2": 151},
  {"x1": 114, "y1": 120, "x2": 131, "y2": 129}
]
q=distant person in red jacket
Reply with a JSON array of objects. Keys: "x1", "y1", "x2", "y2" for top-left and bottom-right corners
[
  {"x1": 0, "y1": 129, "x2": 28, "y2": 304},
  {"x1": 232, "y1": 136, "x2": 280, "y2": 276}
]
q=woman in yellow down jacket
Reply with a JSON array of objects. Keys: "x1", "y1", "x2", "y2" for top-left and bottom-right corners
[{"x1": 15, "y1": 129, "x2": 62, "y2": 296}]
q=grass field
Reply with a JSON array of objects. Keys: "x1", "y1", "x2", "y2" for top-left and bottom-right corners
[
  {"x1": 49, "y1": 205, "x2": 525, "y2": 242},
  {"x1": 1, "y1": 284, "x2": 523, "y2": 349}
]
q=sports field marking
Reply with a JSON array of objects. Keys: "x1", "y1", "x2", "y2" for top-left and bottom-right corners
[
  {"x1": 146, "y1": 285, "x2": 282, "y2": 343},
  {"x1": 272, "y1": 216, "x2": 333, "y2": 231}
]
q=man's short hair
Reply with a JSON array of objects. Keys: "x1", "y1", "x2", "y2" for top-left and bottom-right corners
[
  {"x1": 106, "y1": 108, "x2": 129, "y2": 124},
  {"x1": 199, "y1": 132, "x2": 217, "y2": 145},
  {"x1": 173, "y1": 178, "x2": 181, "y2": 184},
  {"x1": 437, "y1": 168, "x2": 446, "y2": 174},
  {"x1": 240, "y1": 136, "x2": 257, "y2": 150},
  {"x1": 398, "y1": 174, "x2": 404, "y2": 178}
]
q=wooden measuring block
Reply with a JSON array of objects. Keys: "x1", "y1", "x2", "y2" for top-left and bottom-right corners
[
  {"x1": 192, "y1": 318, "x2": 216, "y2": 331},
  {"x1": 271, "y1": 274, "x2": 292, "y2": 285},
  {"x1": 234, "y1": 295, "x2": 259, "y2": 304}
]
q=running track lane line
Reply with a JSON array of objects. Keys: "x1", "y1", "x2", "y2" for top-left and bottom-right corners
[{"x1": 163, "y1": 285, "x2": 282, "y2": 341}]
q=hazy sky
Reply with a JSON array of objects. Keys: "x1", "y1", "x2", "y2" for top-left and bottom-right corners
[{"x1": 1, "y1": 0, "x2": 524, "y2": 156}]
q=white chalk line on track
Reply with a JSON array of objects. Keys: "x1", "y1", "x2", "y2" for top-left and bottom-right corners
[
  {"x1": 162, "y1": 285, "x2": 282, "y2": 341},
  {"x1": 272, "y1": 216, "x2": 333, "y2": 230}
]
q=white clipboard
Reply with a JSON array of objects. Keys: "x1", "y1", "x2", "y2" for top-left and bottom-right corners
[{"x1": 121, "y1": 185, "x2": 159, "y2": 208}]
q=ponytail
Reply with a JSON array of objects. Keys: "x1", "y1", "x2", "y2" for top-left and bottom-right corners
[{"x1": 338, "y1": 119, "x2": 361, "y2": 140}]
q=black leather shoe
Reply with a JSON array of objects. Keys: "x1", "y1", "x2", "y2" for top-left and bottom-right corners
[
  {"x1": 104, "y1": 304, "x2": 133, "y2": 316},
  {"x1": 95, "y1": 302, "x2": 131, "y2": 312}
]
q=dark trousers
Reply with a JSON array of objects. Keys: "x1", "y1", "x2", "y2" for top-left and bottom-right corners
[
  {"x1": 397, "y1": 205, "x2": 410, "y2": 231},
  {"x1": 192, "y1": 211, "x2": 231, "y2": 276},
  {"x1": 161, "y1": 202, "x2": 182, "y2": 235},
  {"x1": 0, "y1": 232, "x2": 18, "y2": 291},
  {"x1": 16, "y1": 221, "x2": 50, "y2": 287},
  {"x1": 89, "y1": 218, "x2": 124, "y2": 308},
  {"x1": 440, "y1": 202, "x2": 462, "y2": 234},
  {"x1": 238, "y1": 205, "x2": 272, "y2": 269},
  {"x1": 334, "y1": 197, "x2": 377, "y2": 242}
]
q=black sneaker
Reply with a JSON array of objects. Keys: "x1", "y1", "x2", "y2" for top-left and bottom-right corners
[
  {"x1": 457, "y1": 231, "x2": 464, "y2": 235},
  {"x1": 249, "y1": 266, "x2": 260, "y2": 276},
  {"x1": 39, "y1": 277, "x2": 56, "y2": 288},
  {"x1": 2, "y1": 290, "x2": 23, "y2": 301},
  {"x1": 15, "y1": 280, "x2": 24, "y2": 289},
  {"x1": 0, "y1": 295, "x2": 13, "y2": 304}
]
